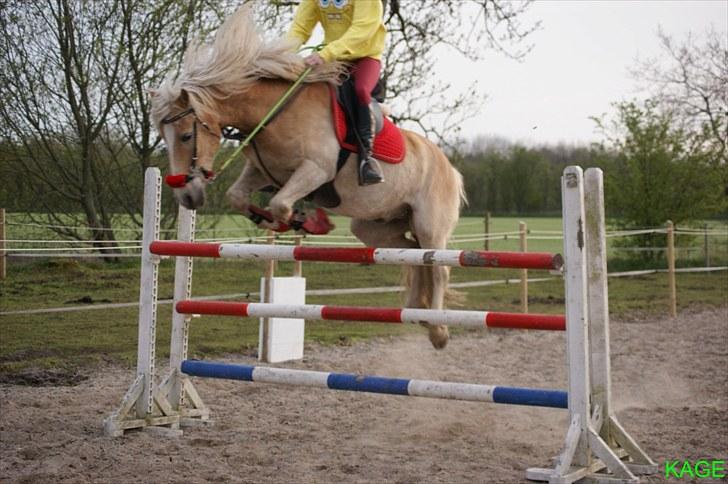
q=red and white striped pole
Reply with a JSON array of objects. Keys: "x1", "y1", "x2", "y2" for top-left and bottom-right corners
[
  {"x1": 150, "y1": 242, "x2": 563, "y2": 271},
  {"x1": 176, "y1": 300, "x2": 566, "y2": 331}
]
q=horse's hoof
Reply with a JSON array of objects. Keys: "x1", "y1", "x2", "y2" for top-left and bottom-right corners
[
  {"x1": 428, "y1": 325, "x2": 449, "y2": 350},
  {"x1": 269, "y1": 202, "x2": 292, "y2": 224}
]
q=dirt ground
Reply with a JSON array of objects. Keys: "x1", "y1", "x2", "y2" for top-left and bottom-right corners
[{"x1": 1, "y1": 307, "x2": 726, "y2": 484}]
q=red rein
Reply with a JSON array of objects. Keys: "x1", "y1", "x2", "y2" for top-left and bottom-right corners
[
  {"x1": 164, "y1": 174, "x2": 189, "y2": 188},
  {"x1": 164, "y1": 172, "x2": 215, "y2": 188},
  {"x1": 164, "y1": 174, "x2": 334, "y2": 235}
]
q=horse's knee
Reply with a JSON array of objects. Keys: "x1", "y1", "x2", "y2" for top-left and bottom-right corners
[{"x1": 226, "y1": 187, "x2": 249, "y2": 213}]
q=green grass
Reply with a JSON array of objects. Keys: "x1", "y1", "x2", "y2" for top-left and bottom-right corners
[{"x1": 2, "y1": 215, "x2": 727, "y2": 378}]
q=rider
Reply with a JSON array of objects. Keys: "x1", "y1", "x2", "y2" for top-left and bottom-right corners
[{"x1": 287, "y1": 0, "x2": 385, "y2": 186}]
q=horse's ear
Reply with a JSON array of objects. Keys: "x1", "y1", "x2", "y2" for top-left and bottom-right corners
[
  {"x1": 179, "y1": 89, "x2": 190, "y2": 105},
  {"x1": 147, "y1": 88, "x2": 159, "y2": 98}
]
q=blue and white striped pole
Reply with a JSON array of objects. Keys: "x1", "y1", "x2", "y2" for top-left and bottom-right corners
[{"x1": 181, "y1": 360, "x2": 568, "y2": 409}]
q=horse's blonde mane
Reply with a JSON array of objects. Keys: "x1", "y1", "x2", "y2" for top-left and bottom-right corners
[{"x1": 152, "y1": 6, "x2": 346, "y2": 123}]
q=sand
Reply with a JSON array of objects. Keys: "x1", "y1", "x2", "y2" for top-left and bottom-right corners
[{"x1": 1, "y1": 307, "x2": 726, "y2": 483}]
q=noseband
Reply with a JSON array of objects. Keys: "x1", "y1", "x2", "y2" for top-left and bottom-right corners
[{"x1": 161, "y1": 108, "x2": 215, "y2": 188}]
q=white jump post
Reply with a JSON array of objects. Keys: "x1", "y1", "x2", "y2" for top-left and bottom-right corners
[
  {"x1": 258, "y1": 276, "x2": 306, "y2": 363},
  {"x1": 526, "y1": 167, "x2": 656, "y2": 483},
  {"x1": 105, "y1": 168, "x2": 182, "y2": 437},
  {"x1": 105, "y1": 166, "x2": 656, "y2": 483}
]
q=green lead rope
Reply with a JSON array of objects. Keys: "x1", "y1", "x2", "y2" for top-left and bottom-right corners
[
  {"x1": 215, "y1": 44, "x2": 325, "y2": 175},
  {"x1": 216, "y1": 66, "x2": 311, "y2": 175}
]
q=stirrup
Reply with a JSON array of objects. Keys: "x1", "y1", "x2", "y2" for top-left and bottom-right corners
[{"x1": 358, "y1": 157, "x2": 384, "y2": 186}]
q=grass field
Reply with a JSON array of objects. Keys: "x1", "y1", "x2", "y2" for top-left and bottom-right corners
[{"x1": 1, "y1": 214, "x2": 726, "y2": 379}]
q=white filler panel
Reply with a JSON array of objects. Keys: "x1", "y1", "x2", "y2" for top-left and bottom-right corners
[{"x1": 258, "y1": 277, "x2": 306, "y2": 363}]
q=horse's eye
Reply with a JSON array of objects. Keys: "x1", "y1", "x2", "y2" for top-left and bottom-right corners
[{"x1": 181, "y1": 133, "x2": 193, "y2": 142}]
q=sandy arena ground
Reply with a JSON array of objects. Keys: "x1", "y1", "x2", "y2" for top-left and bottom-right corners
[{"x1": 1, "y1": 307, "x2": 726, "y2": 483}]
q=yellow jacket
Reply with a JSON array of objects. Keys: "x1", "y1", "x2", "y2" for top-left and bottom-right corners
[{"x1": 287, "y1": 0, "x2": 386, "y2": 63}]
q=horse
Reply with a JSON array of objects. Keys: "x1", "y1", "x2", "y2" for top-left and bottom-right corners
[{"x1": 149, "y1": 7, "x2": 466, "y2": 349}]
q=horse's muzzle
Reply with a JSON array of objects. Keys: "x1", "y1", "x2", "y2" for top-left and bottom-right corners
[{"x1": 174, "y1": 177, "x2": 207, "y2": 210}]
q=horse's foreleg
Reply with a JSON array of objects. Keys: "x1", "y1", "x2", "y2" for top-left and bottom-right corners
[
  {"x1": 226, "y1": 161, "x2": 269, "y2": 214},
  {"x1": 268, "y1": 159, "x2": 330, "y2": 223}
]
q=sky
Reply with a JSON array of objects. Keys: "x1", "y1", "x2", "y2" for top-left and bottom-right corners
[{"x1": 439, "y1": 0, "x2": 728, "y2": 146}]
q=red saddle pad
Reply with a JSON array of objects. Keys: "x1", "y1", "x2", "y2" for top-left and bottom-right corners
[{"x1": 329, "y1": 86, "x2": 405, "y2": 164}]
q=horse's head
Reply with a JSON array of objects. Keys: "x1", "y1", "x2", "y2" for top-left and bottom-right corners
[{"x1": 150, "y1": 88, "x2": 222, "y2": 210}]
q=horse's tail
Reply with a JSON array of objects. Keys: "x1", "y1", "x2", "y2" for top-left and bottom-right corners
[
  {"x1": 444, "y1": 163, "x2": 468, "y2": 307},
  {"x1": 400, "y1": 266, "x2": 466, "y2": 308},
  {"x1": 453, "y1": 164, "x2": 468, "y2": 210}
]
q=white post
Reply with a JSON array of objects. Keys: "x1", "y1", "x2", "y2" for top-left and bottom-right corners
[
  {"x1": 528, "y1": 166, "x2": 656, "y2": 482},
  {"x1": 169, "y1": 205, "x2": 195, "y2": 407},
  {"x1": 135, "y1": 168, "x2": 162, "y2": 418},
  {"x1": 257, "y1": 277, "x2": 306, "y2": 363},
  {"x1": 583, "y1": 169, "x2": 611, "y2": 425},
  {"x1": 560, "y1": 166, "x2": 592, "y2": 469},
  {"x1": 584, "y1": 168, "x2": 657, "y2": 476},
  {"x1": 259, "y1": 230, "x2": 276, "y2": 362}
]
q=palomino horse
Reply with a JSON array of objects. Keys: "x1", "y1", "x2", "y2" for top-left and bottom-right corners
[{"x1": 150, "y1": 7, "x2": 465, "y2": 349}]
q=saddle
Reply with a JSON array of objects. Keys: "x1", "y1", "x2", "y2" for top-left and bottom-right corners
[
  {"x1": 303, "y1": 80, "x2": 406, "y2": 210},
  {"x1": 242, "y1": 79, "x2": 406, "y2": 234},
  {"x1": 329, "y1": 82, "x2": 406, "y2": 165}
]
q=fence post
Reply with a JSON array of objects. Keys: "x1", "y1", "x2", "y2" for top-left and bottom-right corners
[
  {"x1": 484, "y1": 211, "x2": 491, "y2": 251},
  {"x1": 259, "y1": 230, "x2": 276, "y2": 362},
  {"x1": 519, "y1": 221, "x2": 528, "y2": 313},
  {"x1": 666, "y1": 221, "x2": 677, "y2": 318},
  {"x1": 293, "y1": 235, "x2": 303, "y2": 276},
  {"x1": 0, "y1": 208, "x2": 5, "y2": 280},
  {"x1": 704, "y1": 223, "x2": 710, "y2": 268}
]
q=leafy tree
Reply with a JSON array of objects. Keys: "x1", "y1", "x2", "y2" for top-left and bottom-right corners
[{"x1": 595, "y1": 100, "x2": 724, "y2": 228}]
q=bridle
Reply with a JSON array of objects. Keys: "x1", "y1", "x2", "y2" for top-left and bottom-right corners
[
  {"x1": 161, "y1": 107, "x2": 216, "y2": 187},
  {"x1": 160, "y1": 65, "x2": 314, "y2": 190}
]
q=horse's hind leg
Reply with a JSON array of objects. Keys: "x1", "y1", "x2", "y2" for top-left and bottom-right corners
[
  {"x1": 410, "y1": 207, "x2": 459, "y2": 349},
  {"x1": 350, "y1": 217, "x2": 425, "y2": 323},
  {"x1": 351, "y1": 218, "x2": 446, "y2": 348}
]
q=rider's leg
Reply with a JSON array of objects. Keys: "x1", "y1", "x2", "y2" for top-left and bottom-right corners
[{"x1": 352, "y1": 58, "x2": 384, "y2": 186}]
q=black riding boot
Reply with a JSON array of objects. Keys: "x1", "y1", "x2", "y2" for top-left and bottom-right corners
[{"x1": 354, "y1": 102, "x2": 384, "y2": 186}]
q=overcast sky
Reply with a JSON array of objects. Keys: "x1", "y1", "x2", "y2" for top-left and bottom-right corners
[{"x1": 440, "y1": 0, "x2": 727, "y2": 146}]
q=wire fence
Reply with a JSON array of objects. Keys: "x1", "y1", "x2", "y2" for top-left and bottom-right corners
[
  {"x1": 2, "y1": 211, "x2": 727, "y2": 317},
  {"x1": 2, "y1": 213, "x2": 727, "y2": 266},
  {"x1": 3, "y1": 224, "x2": 727, "y2": 249}
]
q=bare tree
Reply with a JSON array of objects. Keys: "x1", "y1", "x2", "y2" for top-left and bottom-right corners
[
  {"x1": 99, "y1": 0, "x2": 230, "y2": 229},
  {"x1": 632, "y1": 28, "x2": 728, "y2": 163},
  {"x1": 0, "y1": 0, "x2": 537, "y2": 246},
  {"x1": 258, "y1": 0, "x2": 538, "y2": 150},
  {"x1": 0, "y1": 0, "x2": 228, "y2": 247},
  {"x1": 0, "y1": 0, "x2": 125, "y2": 250}
]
